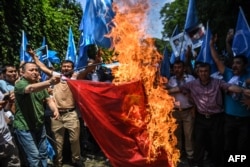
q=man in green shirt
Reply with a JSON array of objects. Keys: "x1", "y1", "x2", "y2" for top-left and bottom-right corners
[{"x1": 13, "y1": 62, "x2": 60, "y2": 167}]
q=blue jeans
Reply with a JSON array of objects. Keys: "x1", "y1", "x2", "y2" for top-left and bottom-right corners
[{"x1": 15, "y1": 126, "x2": 47, "y2": 167}]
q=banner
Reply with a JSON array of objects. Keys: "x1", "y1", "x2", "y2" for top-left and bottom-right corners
[{"x1": 67, "y1": 80, "x2": 170, "y2": 167}]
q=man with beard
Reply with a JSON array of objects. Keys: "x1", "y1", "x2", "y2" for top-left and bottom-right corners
[
  {"x1": 28, "y1": 49, "x2": 100, "y2": 167},
  {"x1": 210, "y1": 35, "x2": 250, "y2": 155}
]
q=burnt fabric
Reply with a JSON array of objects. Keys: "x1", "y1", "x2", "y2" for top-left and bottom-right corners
[{"x1": 67, "y1": 79, "x2": 170, "y2": 167}]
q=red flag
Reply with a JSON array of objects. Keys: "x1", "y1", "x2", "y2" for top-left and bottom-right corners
[{"x1": 67, "y1": 80, "x2": 170, "y2": 167}]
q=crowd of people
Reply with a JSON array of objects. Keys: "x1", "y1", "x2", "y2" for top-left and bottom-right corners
[
  {"x1": 0, "y1": 28, "x2": 250, "y2": 167},
  {"x1": 166, "y1": 29, "x2": 250, "y2": 167},
  {"x1": 0, "y1": 45, "x2": 113, "y2": 167}
]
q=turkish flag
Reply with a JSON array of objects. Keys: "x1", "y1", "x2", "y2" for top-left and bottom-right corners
[{"x1": 67, "y1": 79, "x2": 170, "y2": 167}]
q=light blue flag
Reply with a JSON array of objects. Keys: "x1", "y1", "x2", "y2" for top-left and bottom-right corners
[
  {"x1": 232, "y1": 7, "x2": 250, "y2": 57},
  {"x1": 39, "y1": 37, "x2": 60, "y2": 81},
  {"x1": 41, "y1": 37, "x2": 60, "y2": 64},
  {"x1": 65, "y1": 27, "x2": 77, "y2": 64},
  {"x1": 184, "y1": 0, "x2": 205, "y2": 49},
  {"x1": 170, "y1": 52, "x2": 176, "y2": 64},
  {"x1": 35, "y1": 45, "x2": 48, "y2": 62},
  {"x1": 76, "y1": 0, "x2": 114, "y2": 69},
  {"x1": 196, "y1": 22, "x2": 217, "y2": 74},
  {"x1": 184, "y1": 0, "x2": 199, "y2": 32},
  {"x1": 48, "y1": 51, "x2": 60, "y2": 64},
  {"x1": 160, "y1": 45, "x2": 171, "y2": 78},
  {"x1": 20, "y1": 30, "x2": 31, "y2": 62},
  {"x1": 76, "y1": 32, "x2": 90, "y2": 69},
  {"x1": 170, "y1": 25, "x2": 186, "y2": 63},
  {"x1": 42, "y1": 36, "x2": 46, "y2": 46}
]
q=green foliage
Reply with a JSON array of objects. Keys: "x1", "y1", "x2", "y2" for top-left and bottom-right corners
[
  {"x1": 0, "y1": 0, "x2": 82, "y2": 66},
  {"x1": 160, "y1": 0, "x2": 250, "y2": 54},
  {"x1": 160, "y1": 0, "x2": 188, "y2": 39}
]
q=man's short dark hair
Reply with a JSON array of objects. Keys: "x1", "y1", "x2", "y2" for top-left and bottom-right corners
[
  {"x1": 2, "y1": 64, "x2": 16, "y2": 73},
  {"x1": 173, "y1": 60, "x2": 185, "y2": 66},
  {"x1": 22, "y1": 62, "x2": 37, "y2": 72},
  {"x1": 234, "y1": 55, "x2": 248, "y2": 65},
  {"x1": 198, "y1": 62, "x2": 211, "y2": 71},
  {"x1": 61, "y1": 60, "x2": 74, "y2": 69}
]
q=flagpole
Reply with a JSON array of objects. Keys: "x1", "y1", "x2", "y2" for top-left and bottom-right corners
[{"x1": 64, "y1": 62, "x2": 104, "y2": 75}]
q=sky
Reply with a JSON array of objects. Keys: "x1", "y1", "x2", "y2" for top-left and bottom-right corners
[
  {"x1": 147, "y1": 0, "x2": 172, "y2": 39},
  {"x1": 77, "y1": 0, "x2": 173, "y2": 39}
]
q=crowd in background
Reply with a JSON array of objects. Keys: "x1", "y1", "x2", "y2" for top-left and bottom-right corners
[
  {"x1": 0, "y1": 28, "x2": 250, "y2": 167},
  {"x1": 165, "y1": 28, "x2": 250, "y2": 167}
]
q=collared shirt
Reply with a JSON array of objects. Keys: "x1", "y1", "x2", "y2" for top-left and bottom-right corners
[
  {"x1": 180, "y1": 78, "x2": 231, "y2": 115},
  {"x1": 168, "y1": 74, "x2": 195, "y2": 109},
  {"x1": 0, "y1": 80, "x2": 14, "y2": 93}
]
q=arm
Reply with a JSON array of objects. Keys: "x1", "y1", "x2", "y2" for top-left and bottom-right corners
[
  {"x1": 76, "y1": 65, "x2": 96, "y2": 80},
  {"x1": 184, "y1": 45, "x2": 193, "y2": 74},
  {"x1": 228, "y1": 85, "x2": 244, "y2": 93},
  {"x1": 77, "y1": 49, "x2": 103, "y2": 80},
  {"x1": 46, "y1": 97, "x2": 59, "y2": 119},
  {"x1": 24, "y1": 76, "x2": 60, "y2": 93},
  {"x1": 27, "y1": 49, "x2": 53, "y2": 77},
  {"x1": 225, "y1": 29, "x2": 234, "y2": 60},
  {"x1": 167, "y1": 87, "x2": 180, "y2": 94},
  {"x1": 210, "y1": 34, "x2": 225, "y2": 74},
  {"x1": 242, "y1": 88, "x2": 250, "y2": 97}
]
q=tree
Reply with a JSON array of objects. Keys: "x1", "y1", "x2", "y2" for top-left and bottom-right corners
[
  {"x1": 160, "y1": 0, "x2": 250, "y2": 54},
  {"x1": 0, "y1": 0, "x2": 82, "y2": 66},
  {"x1": 160, "y1": 0, "x2": 188, "y2": 40}
]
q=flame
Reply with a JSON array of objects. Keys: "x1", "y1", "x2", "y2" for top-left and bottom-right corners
[{"x1": 109, "y1": 0, "x2": 179, "y2": 166}]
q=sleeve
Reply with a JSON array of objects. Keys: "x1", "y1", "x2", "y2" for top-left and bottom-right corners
[
  {"x1": 44, "y1": 89, "x2": 50, "y2": 99},
  {"x1": 14, "y1": 80, "x2": 27, "y2": 95},
  {"x1": 52, "y1": 71, "x2": 61, "y2": 76},
  {"x1": 219, "y1": 79, "x2": 232, "y2": 91},
  {"x1": 179, "y1": 81, "x2": 192, "y2": 94},
  {"x1": 223, "y1": 67, "x2": 233, "y2": 82},
  {"x1": 168, "y1": 77, "x2": 177, "y2": 88}
]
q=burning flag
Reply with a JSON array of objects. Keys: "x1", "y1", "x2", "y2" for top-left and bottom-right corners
[{"x1": 68, "y1": 0, "x2": 179, "y2": 166}]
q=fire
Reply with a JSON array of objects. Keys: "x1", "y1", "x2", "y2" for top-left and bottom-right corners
[{"x1": 109, "y1": 0, "x2": 180, "y2": 166}]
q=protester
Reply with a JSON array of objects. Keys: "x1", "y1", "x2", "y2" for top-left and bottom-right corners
[
  {"x1": 13, "y1": 62, "x2": 60, "y2": 167},
  {"x1": 168, "y1": 62, "x2": 244, "y2": 167},
  {"x1": 210, "y1": 34, "x2": 250, "y2": 153},
  {"x1": 167, "y1": 60, "x2": 195, "y2": 165},
  {"x1": 0, "y1": 64, "x2": 17, "y2": 117},
  {"x1": 0, "y1": 64, "x2": 29, "y2": 166},
  {"x1": 0, "y1": 90, "x2": 20, "y2": 167},
  {"x1": 27, "y1": 48, "x2": 101, "y2": 167},
  {"x1": 0, "y1": 64, "x2": 17, "y2": 93}
]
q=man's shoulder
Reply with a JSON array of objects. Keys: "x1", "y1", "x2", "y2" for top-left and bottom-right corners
[
  {"x1": 0, "y1": 79, "x2": 7, "y2": 85},
  {"x1": 185, "y1": 74, "x2": 195, "y2": 81},
  {"x1": 15, "y1": 78, "x2": 29, "y2": 88}
]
